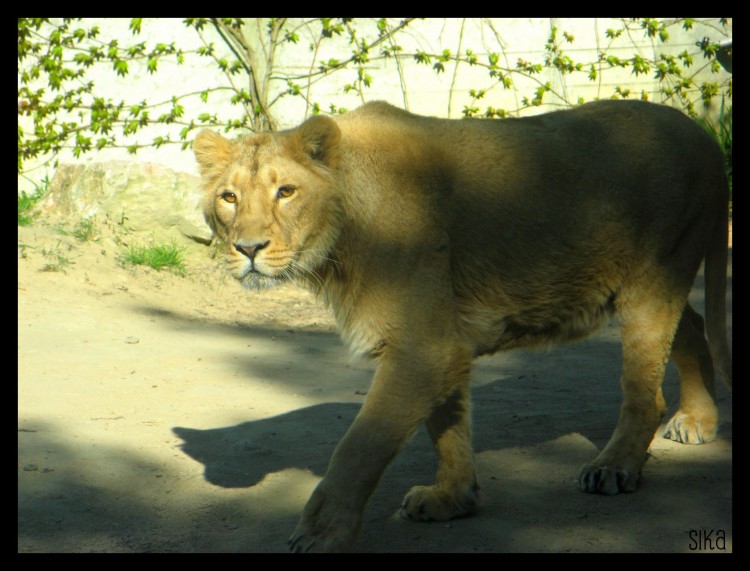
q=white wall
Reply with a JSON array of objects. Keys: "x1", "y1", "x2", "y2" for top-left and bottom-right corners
[{"x1": 18, "y1": 18, "x2": 731, "y2": 191}]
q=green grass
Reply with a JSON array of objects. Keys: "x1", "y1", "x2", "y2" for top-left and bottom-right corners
[
  {"x1": 121, "y1": 243, "x2": 187, "y2": 275},
  {"x1": 40, "y1": 240, "x2": 74, "y2": 273},
  {"x1": 55, "y1": 218, "x2": 98, "y2": 242},
  {"x1": 18, "y1": 176, "x2": 49, "y2": 226}
]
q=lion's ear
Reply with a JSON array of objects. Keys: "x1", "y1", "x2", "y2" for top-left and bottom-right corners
[
  {"x1": 193, "y1": 129, "x2": 233, "y2": 183},
  {"x1": 296, "y1": 115, "x2": 341, "y2": 168}
]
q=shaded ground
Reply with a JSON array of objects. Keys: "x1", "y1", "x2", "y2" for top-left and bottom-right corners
[{"x1": 18, "y1": 222, "x2": 732, "y2": 553}]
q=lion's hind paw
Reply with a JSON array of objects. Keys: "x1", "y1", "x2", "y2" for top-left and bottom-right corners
[
  {"x1": 401, "y1": 484, "x2": 478, "y2": 522},
  {"x1": 663, "y1": 411, "x2": 717, "y2": 445}
]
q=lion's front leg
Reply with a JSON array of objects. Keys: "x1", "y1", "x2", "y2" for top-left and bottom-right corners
[
  {"x1": 288, "y1": 395, "x2": 420, "y2": 552},
  {"x1": 289, "y1": 343, "x2": 470, "y2": 552},
  {"x1": 288, "y1": 424, "x2": 386, "y2": 553}
]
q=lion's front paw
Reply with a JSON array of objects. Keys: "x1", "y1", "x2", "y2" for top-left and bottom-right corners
[
  {"x1": 578, "y1": 463, "x2": 639, "y2": 495},
  {"x1": 663, "y1": 411, "x2": 717, "y2": 444},
  {"x1": 288, "y1": 485, "x2": 362, "y2": 553},
  {"x1": 288, "y1": 518, "x2": 357, "y2": 553},
  {"x1": 401, "y1": 484, "x2": 478, "y2": 522}
]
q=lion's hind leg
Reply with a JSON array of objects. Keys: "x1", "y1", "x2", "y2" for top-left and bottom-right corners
[
  {"x1": 401, "y1": 383, "x2": 479, "y2": 521},
  {"x1": 663, "y1": 303, "x2": 719, "y2": 444},
  {"x1": 579, "y1": 277, "x2": 689, "y2": 495},
  {"x1": 401, "y1": 359, "x2": 479, "y2": 521}
]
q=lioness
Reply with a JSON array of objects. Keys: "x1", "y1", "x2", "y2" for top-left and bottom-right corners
[{"x1": 193, "y1": 100, "x2": 731, "y2": 552}]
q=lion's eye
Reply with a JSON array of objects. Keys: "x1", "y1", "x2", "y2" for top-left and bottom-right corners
[
  {"x1": 276, "y1": 185, "x2": 296, "y2": 199},
  {"x1": 221, "y1": 191, "x2": 237, "y2": 204}
]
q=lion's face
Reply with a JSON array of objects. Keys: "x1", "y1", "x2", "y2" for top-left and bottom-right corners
[{"x1": 194, "y1": 117, "x2": 342, "y2": 290}]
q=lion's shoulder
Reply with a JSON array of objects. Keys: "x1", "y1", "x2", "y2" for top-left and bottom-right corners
[{"x1": 338, "y1": 101, "x2": 424, "y2": 130}]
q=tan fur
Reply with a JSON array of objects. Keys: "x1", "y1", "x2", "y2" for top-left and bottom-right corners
[{"x1": 193, "y1": 100, "x2": 731, "y2": 552}]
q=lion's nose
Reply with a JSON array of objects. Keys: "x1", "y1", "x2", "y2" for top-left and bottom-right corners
[{"x1": 234, "y1": 240, "x2": 270, "y2": 261}]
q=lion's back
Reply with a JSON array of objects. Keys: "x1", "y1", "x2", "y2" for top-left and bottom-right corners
[{"x1": 332, "y1": 101, "x2": 728, "y2": 356}]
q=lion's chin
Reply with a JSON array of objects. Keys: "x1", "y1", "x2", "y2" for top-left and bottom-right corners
[{"x1": 238, "y1": 270, "x2": 285, "y2": 291}]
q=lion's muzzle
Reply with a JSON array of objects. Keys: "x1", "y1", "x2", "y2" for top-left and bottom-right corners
[{"x1": 234, "y1": 240, "x2": 270, "y2": 273}]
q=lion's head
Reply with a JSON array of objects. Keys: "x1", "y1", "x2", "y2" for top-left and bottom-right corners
[{"x1": 193, "y1": 116, "x2": 342, "y2": 290}]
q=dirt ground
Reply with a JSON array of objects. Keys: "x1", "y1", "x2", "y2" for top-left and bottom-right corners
[{"x1": 18, "y1": 221, "x2": 732, "y2": 554}]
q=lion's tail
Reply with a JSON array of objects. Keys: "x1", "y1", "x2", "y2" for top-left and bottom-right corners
[{"x1": 703, "y1": 196, "x2": 732, "y2": 389}]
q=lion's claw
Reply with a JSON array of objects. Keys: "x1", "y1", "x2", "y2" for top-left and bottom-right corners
[{"x1": 578, "y1": 463, "x2": 639, "y2": 495}]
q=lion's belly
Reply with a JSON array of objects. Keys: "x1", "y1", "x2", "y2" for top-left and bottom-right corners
[{"x1": 457, "y1": 292, "x2": 617, "y2": 357}]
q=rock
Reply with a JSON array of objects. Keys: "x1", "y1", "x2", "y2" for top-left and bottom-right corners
[{"x1": 33, "y1": 161, "x2": 213, "y2": 245}]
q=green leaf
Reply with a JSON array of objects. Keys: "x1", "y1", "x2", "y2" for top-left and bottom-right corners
[
  {"x1": 73, "y1": 53, "x2": 93, "y2": 67},
  {"x1": 130, "y1": 18, "x2": 142, "y2": 35},
  {"x1": 605, "y1": 28, "x2": 622, "y2": 39},
  {"x1": 108, "y1": 40, "x2": 119, "y2": 59},
  {"x1": 184, "y1": 18, "x2": 208, "y2": 30},
  {"x1": 75, "y1": 132, "x2": 91, "y2": 150},
  {"x1": 287, "y1": 81, "x2": 301, "y2": 96},
  {"x1": 643, "y1": 19, "x2": 659, "y2": 38},
  {"x1": 678, "y1": 50, "x2": 694, "y2": 67},
  {"x1": 114, "y1": 60, "x2": 129, "y2": 77},
  {"x1": 414, "y1": 50, "x2": 431, "y2": 65},
  {"x1": 127, "y1": 43, "x2": 145, "y2": 57},
  {"x1": 124, "y1": 120, "x2": 139, "y2": 135},
  {"x1": 631, "y1": 55, "x2": 649, "y2": 76},
  {"x1": 319, "y1": 58, "x2": 340, "y2": 72}
]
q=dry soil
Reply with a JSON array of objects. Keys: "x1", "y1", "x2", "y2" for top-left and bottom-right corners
[{"x1": 18, "y1": 221, "x2": 732, "y2": 553}]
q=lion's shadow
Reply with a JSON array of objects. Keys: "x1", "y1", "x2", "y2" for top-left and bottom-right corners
[
  {"x1": 173, "y1": 368, "x2": 640, "y2": 490},
  {"x1": 173, "y1": 404, "x2": 358, "y2": 488}
]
